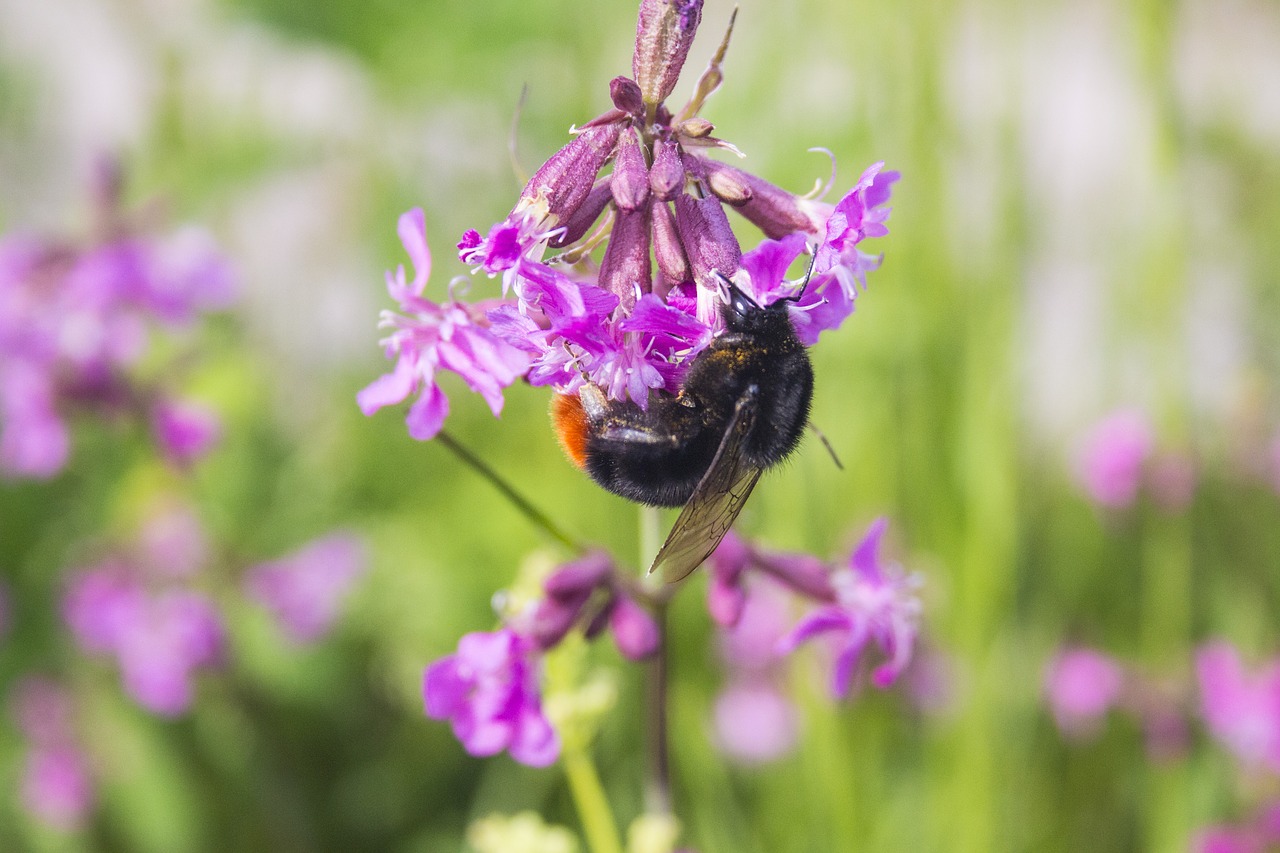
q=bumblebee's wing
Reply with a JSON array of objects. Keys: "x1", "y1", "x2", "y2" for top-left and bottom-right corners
[{"x1": 649, "y1": 387, "x2": 763, "y2": 584}]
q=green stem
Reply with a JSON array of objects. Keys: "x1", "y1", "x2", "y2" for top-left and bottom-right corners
[
  {"x1": 563, "y1": 749, "x2": 625, "y2": 853},
  {"x1": 639, "y1": 505, "x2": 673, "y2": 815},
  {"x1": 436, "y1": 430, "x2": 585, "y2": 554}
]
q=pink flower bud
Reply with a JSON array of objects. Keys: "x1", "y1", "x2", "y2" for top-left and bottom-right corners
[
  {"x1": 632, "y1": 0, "x2": 704, "y2": 107},
  {"x1": 610, "y1": 596, "x2": 660, "y2": 660}
]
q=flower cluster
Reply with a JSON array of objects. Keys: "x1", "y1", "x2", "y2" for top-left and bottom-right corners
[
  {"x1": 0, "y1": 162, "x2": 235, "y2": 478},
  {"x1": 423, "y1": 519, "x2": 923, "y2": 768},
  {"x1": 360, "y1": 0, "x2": 897, "y2": 440}
]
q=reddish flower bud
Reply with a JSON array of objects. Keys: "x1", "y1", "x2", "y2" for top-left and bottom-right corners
[
  {"x1": 609, "y1": 76, "x2": 645, "y2": 118},
  {"x1": 543, "y1": 551, "x2": 614, "y2": 599},
  {"x1": 598, "y1": 203, "x2": 653, "y2": 311},
  {"x1": 698, "y1": 157, "x2": 827, "y2": 239},
  {"x1": 651, "y1": 201, "x2": 691, "y2": 286},
  {"x1": 516, "y1": 123, "x2": 624, "y2": 227},
  {"x1": 632, "y1": 0, "x2": 704, "y2": 107},
  {"x1": 610, "y1": 130, "x2": 651, "y2": 212},
  {"x1": 610, "y1": 595, "x2": 660, "y2": 660},
  {"x1": 649, "y1": 138, "x2": 685, "y2": 200},
  {"x1": 673, "y1": 190, "x2": 741, "y2": 286},
  {"x1": 705, "y1": 164, "x2": 752, "y2": 206},
  {"x1": 547, "y1": 178, "x2": 613, "y2": 248}
]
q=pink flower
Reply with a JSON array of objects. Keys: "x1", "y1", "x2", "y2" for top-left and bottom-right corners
[
  {"x1": 245, "y1": 533, "x2": 368, "y2": 644},
  {"x1": 62, "y1": 562, "x2": 225, "y2": 716},
  {"x1": 777, "y1": 518, "x2": 922, "y2": 696},
  {"x1": 1043, "y1": 647, "x2": 1125, "y2": 738},
  {"x1": 712, "y1": 682, "x2": 797, "y2": 765},
  {"x1": 423, "y1": 628, "x2": 559, "y2": 767},
  {"x1": 1075, "y1": 409, "x2": 1152, "y2": 508},
  {"x1": 21, "y1": 745, "x2": 95, "y2": 831},
  {"x1": 1196, "y1": 641, "x2": 1280, "y2": 773},
  {"x1": 358, "y1": 209, "x2": 532, "y2": 441},
  {"x1": 151, "y1": 398, "x2": 222, "y2": 466}
]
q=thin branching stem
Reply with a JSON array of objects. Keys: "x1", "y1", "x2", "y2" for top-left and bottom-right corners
[{"x1": 436, "y1": 430, "x2": 586, "y2": 554}]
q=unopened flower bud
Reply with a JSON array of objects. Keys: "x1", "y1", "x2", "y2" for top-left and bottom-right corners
[
  {"x1": 651, "y1": 201, "x2": 691, "y2": 285},
  {"x1": 609, "y1": 76, "x2": 645, "y2": 118},
  {"x1": 529, "y1": 597, "x2": 584, "y2": 649},
  {"x1": 705, "y1": 165, "x2": 752, "y2": 206},
  {"x1": 699, "y1": 157, "x2": 827, "y2": 239},
  {"x1": 678, "y1": 117, "x2": 714, "y2": 139},
  {"x1": 598, "y1": 203, "x2": 652, "y2": 311},
  {"x1": 610, "y1": 595, "x2": 660, "y2": 660},
  {"x1": 516, "y1": 123, "x2": 624, "y2": 227},
  {"x1": 548, "y1": 179, "x2": 613, "y2": 248},
  {"x1": 543, "y1": 552, "x2": 614, "y2": 599},
  {"x1": 610, "y1": 130, "x2": 651, "y2": 212},
  {"x1": 673, "y1": 190, "x2": 741, "y2": 286},
  {"x1": 633, "y1": 0, "x2": 704, "y2": 107},
  {"x1": 649, "y1": 138, "x2": 685, "y2": 200}
]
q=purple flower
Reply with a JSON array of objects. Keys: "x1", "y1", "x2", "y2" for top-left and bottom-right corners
[
  {"x1": 777, "y1": 518, "x2": 921, "y2": 697},
  {"x1": 151, "y1": 397, "x2": 222, "y2": 466},
  {"x1": 62, "y1": 562, "x2": 225, "y2": 716},
  {"x1": 0, "y1": 359, "x2": 70, "y2": 479},
  {"x1": 245, "y1": 533, "x2": 368, "y2": 644},
  {"x1": 1043, "y1": 647, "x2": 1126, "y2": 738},
  {"x1": 423, "y1": 628, "x2": 559, "y2": 767},
  {"x1": 1196, "y1": 641, "x2": 1280, "y2": 773},
  {"x1": 8, "y1": 677, "x2": 95, "y2": 831},
  {"x1": 21, "y1": 745, "x2": 95, "y2": 831},
  {"x1": 359, "y1": 209, "x2": 532, "y2": 441},
  {"x1": 1075, "y1": 409, "x2": 1153, "y2": 509},
  {"x1": 712, "y1": 681, "x2": 797, "y2": 765}
]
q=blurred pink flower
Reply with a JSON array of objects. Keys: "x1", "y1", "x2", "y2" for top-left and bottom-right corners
[
  {"x1": 1075, "y1": 409, "x2": 1152, "y2": 508},
  {"x1": 1196, "y1": 641, "x2": 1280, "y2": 773},
  {"x1": 1043, "y1": 647, "x2": 1125, "y2": 738},
  {"x1": 712, "y1": 682, "x2": 798, "y2": 765},
  {"x1": 151, "y1": 398, "x2": 222, "y2": 466},
  {"x1": 21, "y1": 746, "x2": 95, "y2": 831},
  {"x1": 63, "y1": 562, "x2": 225, "y2": 716},
  {"x1": 245, "y1": 533, "x2": 368, "y2": 644}
]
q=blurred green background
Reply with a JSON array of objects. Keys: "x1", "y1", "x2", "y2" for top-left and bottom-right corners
[{"x1": 2, "y1": 0, "x2": 1280, "y2": 850}]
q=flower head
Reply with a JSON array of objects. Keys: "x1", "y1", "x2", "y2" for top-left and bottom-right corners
[
  {"x1": 245, "y1": 532, "x2": 369, "y2": 644},
  {"x1": 1075, "y1": 409, "x2": 1153, "y2": 509},
  {"x1": 777, "y1": 518, "x2": 921, "y2": 696},
  {"x1": 424, "y1": 628, "x2": 560, "y2": 767},
  {"x1": 1196, "y1": 641, "x2": 1280, "y2": 773},
  {"x1": 1043, "y1": 647, "x2": 1126, "y2": 738}
]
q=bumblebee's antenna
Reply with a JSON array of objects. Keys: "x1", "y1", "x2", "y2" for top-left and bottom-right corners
[
  {"x1": 782, "y1": 244, "x2": 819, "y2": 302},
  {"x1": 807, "y1": 422, "x2": 844, "y2": 470}
]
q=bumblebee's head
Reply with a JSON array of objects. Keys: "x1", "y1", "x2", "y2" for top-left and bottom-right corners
[{"x1": 719, "y1": 278, "x2": 796, "y2": 336}]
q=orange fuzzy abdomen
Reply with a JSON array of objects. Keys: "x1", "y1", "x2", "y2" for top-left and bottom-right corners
[{"x1": 551, "y1": 393, "x2": 590, "y2": 471}]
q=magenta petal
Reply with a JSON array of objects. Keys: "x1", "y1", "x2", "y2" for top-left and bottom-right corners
[
  {"x1": 423, "y1": 657, "x2": 466, "y2": 719},
  {"x1": 777, "y1": 608, "x2": 849, "y2": 654},
  {"x1": 404, "y1": 382, "x2": 449, "y2": 441},
  {"x1": 357, "y1": 357, "x2": 417, "y2": 415},
  {"x1": 509, "y1": 705, "x2": 560, "y2": 767},
  {"x1": 851, "y1": 517, "x2": 889, "y2": 579},
  {"x1": 397, "y1": 208, "x2": 432, "y2": 295}
]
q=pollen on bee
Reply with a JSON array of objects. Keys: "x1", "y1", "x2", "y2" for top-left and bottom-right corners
[{"x1": 551, "y1": 393, "x2": 591, "y2": 470}]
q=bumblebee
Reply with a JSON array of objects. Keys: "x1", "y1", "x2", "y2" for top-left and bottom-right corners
[{"x1": 553, "y1": 281, "x2": 813, "y2": 582}]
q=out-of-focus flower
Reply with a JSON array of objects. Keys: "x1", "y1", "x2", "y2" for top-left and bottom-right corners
[
  {"x1": 1196, "y1": 641, "x2": 1280, "y2": 773},
  {"x1": 0, "y1": 187, "x2": 235, "y2": 479},
  {"x1": 8, "y1": 677, "x2": 95, "y2": 831},
  {"x1": 151, "y1": 398, "x2": 222, "y2": 466},
  {"x1": 358, "y1": 208, "x2": 532, "y2": 441},
  {"x1": 244, "y1": 532, "x2": 368, "y2": 644},
  {"x1": 62, "y1": 561, "x2": 225, "y2": 716},
  {"x1": 777, "y1": 518, "x2": 922, "y2": 696},
  {"x1": 1074, "y1": 409, "x2": 1152, "y2": 508},
  {"x1": 1147, "y1": 451, "x2": 1197, "y2": 513},
  {"x1": 467, "y1": 810, "x2": 580, "y2": 853},
  {"x1": 21, "y1": 746, "x2": 95, "y2": 832},
  {"x1": 424, "y1": 628, "x2": 560, "y2": 767},
  {"x1": 1191, "y1": 804, "x2": 1280, "y2": 853},
  {"x1": 523, "y1": 552, "x2": 659, "y2": 661},
  {"x1": 712, "y1": 579, "x2": 798, "y2": 764},
  {"x1": 1043, "y1": 647, "x2": 1126, "y2": 738}
]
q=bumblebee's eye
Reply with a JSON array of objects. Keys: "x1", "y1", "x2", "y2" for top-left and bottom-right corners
[{"x1": 727, "y1": 285, "x2": 759, "y2": 319}]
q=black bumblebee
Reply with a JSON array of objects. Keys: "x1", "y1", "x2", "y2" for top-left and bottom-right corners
[{"x1": 553, "y1": 279, "x2": 814, "y2": 582}]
